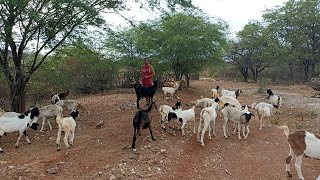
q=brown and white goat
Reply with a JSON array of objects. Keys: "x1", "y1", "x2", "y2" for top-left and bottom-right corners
[{"x1": 279, "y1": 125, "x2": 320, "y2": 180}]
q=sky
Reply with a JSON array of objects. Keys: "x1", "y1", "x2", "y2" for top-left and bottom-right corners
[
  {"x1": 104, "y1": 0, "x2": 289, "y2": 37},
  {"x1": 192, "y1": 0, "x2": 288, "y2": 35}
]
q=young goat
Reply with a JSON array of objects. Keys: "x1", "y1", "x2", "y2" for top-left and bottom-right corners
[
  {"x1": 162, "y1": 82, "x2": 179, "y2": 100},
  {"x1": 134, "y1": 80, "x2": 158, "y2": 109},
  {"x1": 158, "y1": 101, "x2": 182, "y2": 130},
  {"x1": 51, "y1": 90, "x2": 70, "y2": 104},
  {"x1": 39, "y1": 104, "x2": 63, "y2": 132},
  {"x1": 0, "y1": 107, "x2": 40, "y2": 152},
  {"x1": 197, "y1": 102, "x2": 219, "y2": 146},
  {"x1": 278, "y1": 125, "x2": 320, "y2": 180},
  {"x1": 51, "y1": 93, "x2": 60, "y2": 104},
  {"x1": 167, "y1": 106, "x2": 196, "y2": 136},
  {"x1": 56, "y1": 110, "x2": 78, "y2": 151},
  {"x1": 266, "y1": 88, "x2": 283, "y2": 109},
  {"x1": 131, "y1": 101, "x2": 157, "y2": 151},
  {"x1": 211, "y1": 86, "x2": 220, "y2": 99}
]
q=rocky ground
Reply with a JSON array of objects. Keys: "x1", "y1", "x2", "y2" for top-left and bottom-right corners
[{"x1": 0, "y1": 79, "x2": 319, "y2": 180}]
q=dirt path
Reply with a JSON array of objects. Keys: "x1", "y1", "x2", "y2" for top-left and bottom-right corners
[{"x1": 0, "y1": 80, "x2": 319, "y2": 180}]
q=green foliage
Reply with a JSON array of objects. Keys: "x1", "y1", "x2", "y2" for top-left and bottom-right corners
[{"x1": 105, "y1": 12, "x2": 229, "y2": 80}]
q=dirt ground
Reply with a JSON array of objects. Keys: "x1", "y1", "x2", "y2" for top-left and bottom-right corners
[{"x1": 0, "y1": 79, "x2": 319, "y2": 180}]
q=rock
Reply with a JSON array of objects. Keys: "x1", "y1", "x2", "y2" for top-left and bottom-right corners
[
  {"x1": 46, "y1": 167, "x2": 59, "y2": 174},
  {"x1": 24, "y1": 168, "x2": 31, "y2": 173},
  {"x1": 310, "y1": 76, "x2": 320, "y2": 91},
  {"x1": 160, "y1": 149, "x2": 166, "y2": 154},
  {"x1": 96, "y1": 121, "x2": 104, "y2": 128},
  {"x1": 110, "y1": 175, "x2": 116, "y2": 180}
]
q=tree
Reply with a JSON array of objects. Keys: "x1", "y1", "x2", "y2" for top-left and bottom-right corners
[
  {"x1": 231, "y1": 21, "x2": 279, "y2": 82},
  {"x1": 263, "y1": 0, "x2": 320, "y2": 82},
  {"x1": 0, "y1": 0, "x2": 193, "y2": 112}
]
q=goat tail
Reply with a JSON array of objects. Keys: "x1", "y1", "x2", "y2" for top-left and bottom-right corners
[{"x1": 278, "y1": 125, "x2": 289, "y2": 138}]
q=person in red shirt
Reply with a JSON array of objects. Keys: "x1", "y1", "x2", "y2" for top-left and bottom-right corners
[{"x1": 141, "y1": 57, "x2": 155, "y2": 103}]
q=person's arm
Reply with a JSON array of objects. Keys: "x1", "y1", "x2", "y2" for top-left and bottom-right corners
[{"x1": 149, "y1": 65, "x2": 155, "y2": 77}]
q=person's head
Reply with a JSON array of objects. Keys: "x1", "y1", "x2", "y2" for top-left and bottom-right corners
[{"x1": 144, "y1": 57, "x2": 150, "y2": 65}]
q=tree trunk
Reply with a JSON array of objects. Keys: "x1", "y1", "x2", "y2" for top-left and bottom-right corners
[
  {"x1": 10, "y1": 80, "x2": 27, "y2": 113},
  {"x1": 241, "y1": 67, "x2": 248, "y2": 82},
  {"x1": 186, "y1": 74, "x2": 190, "y2": 87}
]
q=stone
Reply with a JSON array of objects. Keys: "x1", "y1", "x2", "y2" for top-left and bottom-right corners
[{"x1": 46, "y1": 167, "x2": 59, "y2": 174}]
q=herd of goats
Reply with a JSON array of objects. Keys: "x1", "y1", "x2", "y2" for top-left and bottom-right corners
[
  {"x1": 133, "y1": 79, "x2": 319, "y2": 180},
  {"x1": 0, "y1": 79, "x2": 318, "y2": 179}
]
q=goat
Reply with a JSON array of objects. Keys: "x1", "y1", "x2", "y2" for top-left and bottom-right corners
[
  {"x1": 56, "y1": 100, "x2": 88, "y2": 115},
  {"x1": 56, "y1": 110, "x2": 78, "y2": 151},
  {"x1": 39, "y1": 104, "x2": 63, "y2": 132},
  {"x1": 221, "y1": 104, "x2": 254, "y2": 140},
  {"x1": 58, "y1": 90, "x2": 70, "y2": 100},
  {"x1": 221, "y1": 88, "x2": 242, "y2": 99},
  {"x1": 190, "y1": 97, "x2": 214, "y2": 109},
  {"x1": 134, "y1": 80, "x2": 158, "y2": 109},
  {"x1": 278, "y1": 125, "x2": 320, "y2": 180},
  {"x1": 158, "y1": 101, "x2": 182, "y2": 130},
  {"x1": 162, "y1": 82, "x2": 179, "y2": 100},
  {"x1": 197, "y1": 102, "x2": 219, "y2": 146},
  {"x1": 131, "y1": 101, "x2": 157, "y2": 151},
  {"x1": 266, "y1": 88, "x2": 283, "y2": 109},
  {"x1": 211, "y1": 86, "x2": 220, "y2": 99},
  {"x1": 51, "y1": 93, "x2": 60, "y2": 104},
  {"x1": 167, "y1": 106, "x2": 196, "y2": 136},
  {"x1": 214, "y1": 96, "x2": 242, "y2": 110},
  {"x1": 252, "y1": 102, "x2": 274, "y2": 129},
  {"x1": 0, "y1": 107, "x2": 40, "y2": 152}
]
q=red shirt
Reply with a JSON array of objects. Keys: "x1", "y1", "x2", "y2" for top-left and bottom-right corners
[{"x1": 141, "y1": 64, "x2": 154, "y2": 86}]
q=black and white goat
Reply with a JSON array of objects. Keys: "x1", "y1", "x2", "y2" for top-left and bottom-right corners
[
  {"x1": 134, "y1": 80, "x2": 158, "y2": 109},
  {"x1": 167, "y1": 106, "x2": 196, "y2": 136},
  {"x1": 158, "y1": 101, "x2": 182, "y2": 130},
  {"x1": 266, "y1": 88, "x2": 282, "y2": 108},
  {"x1": 0, "y1": 107, "x2": 40, "y2": 152},
  {"x1": 131, "y1": 101, "x2": 157, "y2": 151}
]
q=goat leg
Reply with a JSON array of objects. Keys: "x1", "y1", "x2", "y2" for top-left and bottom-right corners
[{"x1": 149, "y1": 126, "x2": 156, "y2": 141}]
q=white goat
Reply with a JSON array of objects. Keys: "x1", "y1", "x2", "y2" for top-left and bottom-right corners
[
  {"x1": 252, "y1": 102, "x2": 274, "y2": 130},
  {"x1": 0, "y1": 107, "x2": 40, "y2": 152},
  {"x1": 190, "y1": 97, "x2": 214, "y2": 109},
  {"x1": 167, "y1": 106, "x2": 196, "y2": 136},
  {"x1": 39, "y1": 104, "x2": 63, "y2": 132},
  {"x1": 221, "y1": 88, "x2": 242, "y2": 99},
  {"x1": 197, "y1": 102, "x2": 219, "y2": 146},
  {"x1": 0, "y1": 111, "x2": 21, "y2": 117},
  {"x1": 162, "y1": 82, "x2": 179, "y2": 100},
  {"x1": 56, "y1": 110, "x2": 79, "y2": 151},
  {"x1": 278, "y1": 125, "x2": 320, "y2": 180}
]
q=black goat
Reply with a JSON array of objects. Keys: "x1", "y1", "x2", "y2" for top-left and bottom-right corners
[
  {"x1": 134, "y1": 80, "x2": 158, "y2": 109},
  {"x1": 59, "y1": 90, "x2": 70, "y2": 100},
  {"x1": 131, "y1": 101, "x2": 157, "y2": 151}
]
